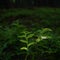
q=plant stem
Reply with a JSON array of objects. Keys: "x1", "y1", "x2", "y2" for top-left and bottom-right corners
[
  {"x1": 25, "y1": 54, "x2": 28, "y2": 60},
  {"x1": 25, "y1": 33, "x2": 29, "y2": 60}
]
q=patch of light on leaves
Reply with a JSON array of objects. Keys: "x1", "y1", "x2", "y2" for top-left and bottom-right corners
[
  {"x1": 41, "y1": 36, "x2": 47, "y2": 39},
  {"x1": 41, "y1": 36, "x2": 52, "y2": 39}
]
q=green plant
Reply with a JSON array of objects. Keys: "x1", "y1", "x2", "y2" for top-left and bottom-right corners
[
  {"x1": 18, "y1": 28, "x2": 52, "y2": 60},
  {"x1": 18, "y1": 31, "x2": 35, "y2": 60},
  {"x1": 0, "y1": 8, "x2": 60, "y2": 60}
]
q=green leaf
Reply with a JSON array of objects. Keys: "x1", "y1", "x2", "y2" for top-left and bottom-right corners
[
  {"x1": 36, "y1": 37, "x2": 41, "y2": 42},
  {"x1": 20, "y1": 40, "x2": 27, "y2": 43},
  {"x1": 28, "y1": 42, "x2": 35, "y2": 47},
  {"x1": 20, "y1": 47, "x2": 28, "y2": 51},
  {"x1": 41, "y1": 36, "x2": 47, "y2": 39},
  {"x1": 41, "y1": 36, "x2": 52, "y2": 39},
  {"x1": 41, "y1": 28, "x2": 52, "y2": 34},
  {"x1": 27, "y1": 34, "x2": 34, "y2": 38},
  {"x1": 18, "y1": 35, "x2": 25, "y2": 38},
  {"x1": 22, "y1": 31, "x2": 31, "y2": 34}
]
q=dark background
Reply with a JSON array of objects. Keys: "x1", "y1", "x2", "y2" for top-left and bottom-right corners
[{"x1": 0, "y1": 0, "x2": 60, "y2": 8}]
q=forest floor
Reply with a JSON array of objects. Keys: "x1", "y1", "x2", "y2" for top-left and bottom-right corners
[
  {"x1": 0, "y1": 8, "x2": 60, "y2": 34},
  {"x1": 0, "y1": 8, "x2": 60, "y2": 60}
]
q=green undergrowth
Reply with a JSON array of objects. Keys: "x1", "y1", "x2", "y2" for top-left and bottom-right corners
[
  {"x1": 1, "y1": 8, "x2": 60, "y2": 19},
  {"x1": 0, "y1": 19, "x2": 60, "y2": 60},
  {"x1": 0, "y1": 8, "x2": 60, "y2": 60},
  {"x1": 0, "y1": 8, "x2": 60, "y2": 29}
]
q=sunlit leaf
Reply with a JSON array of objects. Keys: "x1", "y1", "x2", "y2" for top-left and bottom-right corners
[
  {"x1": 28, "y1": 42, "x2": 35, "y2": 47},
  {"x1": 41, "y1": 36, "x2": 52, "y2": 39},
  {"x1": 20, "y1": 40, "x2": 27, "y2": 43},
  {"x1": 20, "y1": 47, "x2": 28, "y2": 51},
  {"x1": 27, "y1": 34, "x2": 34, "y2": 38},
  {"x1": 41, "y1": 36, "x2": 47, "y2": 39}
]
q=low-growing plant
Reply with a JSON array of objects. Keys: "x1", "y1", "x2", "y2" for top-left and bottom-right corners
[{"x1": 18, "y1": 28, "x2": 53, "y2": 60}]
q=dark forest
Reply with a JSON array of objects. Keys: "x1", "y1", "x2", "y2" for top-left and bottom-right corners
[{"x1": 0, "y1": 0, "x2": 60, "y2": 60}]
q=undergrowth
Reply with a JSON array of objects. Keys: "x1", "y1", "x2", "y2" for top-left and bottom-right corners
[{"x1": 0, "y1": 8, "x2": 60, "y2": 60}]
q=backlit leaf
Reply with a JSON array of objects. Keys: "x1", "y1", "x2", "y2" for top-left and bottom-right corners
[
  {"x1": 20, "y1": 47, "x2": 28, "y2": 51},
  {"x1": 20, "y1": 40, "x2": 27, "y2": 43},
  {"x1": 27, "y1": 34, "x2": 34, "y2": 38},
  {"x1": 28, "y1": 42, "x2": 35, "y2": 47}
]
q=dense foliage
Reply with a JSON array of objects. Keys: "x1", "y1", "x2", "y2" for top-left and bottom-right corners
[{"x1": 0, "y1": 8, "x2": 60, "y2": 60}]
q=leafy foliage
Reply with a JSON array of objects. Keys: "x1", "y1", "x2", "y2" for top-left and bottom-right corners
[
  {"x1": 0, "y1": 9, "x2": 60, "y2": 60},
  {"x1": 18, "y1": 27, "x2": 59, "y2": 60}
]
